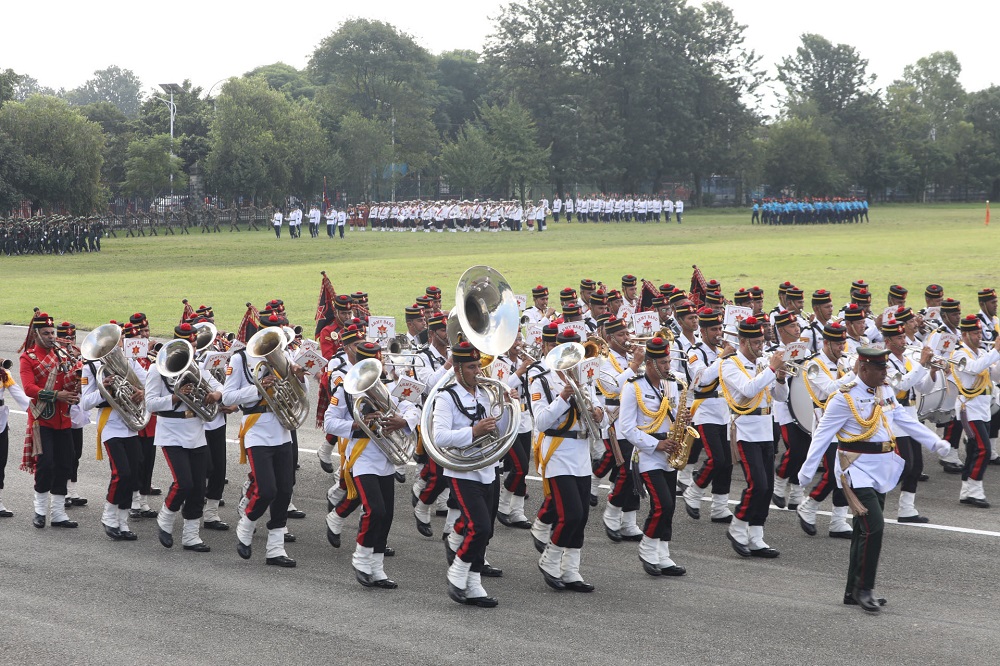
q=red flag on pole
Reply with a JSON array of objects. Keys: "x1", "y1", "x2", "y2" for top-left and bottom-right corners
[{"x1": 986, "y1": 200, "x2": 991, "y2": 227}]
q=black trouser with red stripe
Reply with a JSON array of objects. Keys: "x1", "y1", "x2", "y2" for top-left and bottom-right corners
[
  {"x1": 137, "y1": 434, "x2": 156, "y2": 494},
  {"x1": 896, "y1": 435, "x2": 923, "y2": 493},
  {"x1": 608, "y1": 439, "x2": 639, "y2": 511},
  {"x1": 943, "y1": 418, "x2": 963, "y2": 450},
  {"x1": 592, "y1": 438, "x2": 616, "y2": 478},
  {"x1": 734, "y1": 440, "x2": 774, "y2": 526},
  {"x1": 776, "y1": 423, "x2": 810, "y2": 483},
  {"x1": 640, "y1": 469, "x2": 677, "y2": 540},
  {"x1": 964, "y1": 419, "x2": 992, "y2": 481},
  {"x1": 34, "y1": 426, "x2": 74, "y2": 495},
  {"x1": 548, "y1": 475, "x2": 591, "y2": 548},
  {"x1": 692, "y1": 423, "x2": 732, "y2": 494},
  {"x1": 450, "y1": 473, "x2": 500, "y2": 571},
  {"x1": 205, "y1": 425, "x2": 226, "y2": 501},
  {"x1": 354, "y1": 473, "x2": 394, "y2": 553},
  {"x1": 104, "y1": 436, "x2": 141, "y2": 509},
  {"x1": 161, "y1": 445, "x2": 209, "y2": 520},
  {"x1": 502, "y1": 432, "x2": 530, "y2": 496},
  {"x1": 808, "y1": 442, "x2": 847, "y2": 507},
  {"x1": 0, "y1": 425, "x2": 8, "y2": 490},
  {"x1": 846, "y1": 487, "x2": 885, "y2": 595},
  {"x1": 418, "y1": 459, "x2": 448, "y2": 504},
  {"x1": 244, "y1": 441, "x2": 294, "y2": 529},
  {"x1": 70, "y1": 427, "x2": 83, "y2": 483}
]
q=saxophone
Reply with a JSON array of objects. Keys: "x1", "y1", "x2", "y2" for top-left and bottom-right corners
[{"x1": 664, "y1": 374, "x2": 700, "y2": 470}]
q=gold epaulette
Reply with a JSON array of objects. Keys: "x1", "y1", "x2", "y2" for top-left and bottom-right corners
[{"x1": 839, "y1": 381, "x2": 857, "y2": 392}]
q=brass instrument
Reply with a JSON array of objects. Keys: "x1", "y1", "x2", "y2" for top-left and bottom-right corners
[
  {"x1": 245, "y1": 327, "x2": 310, "y2": 430},
  {"x1": 80, "y1": 323, "x2": 151, "y2": 431},
  {"x1": 420, "y1": 266, "x2": 522, "y2": 472},
  {"x1": 760, "y1": 351, "x2": 814, "y2": 377},
  {"x1": 545, "y1": 342, "x2": 604, "y2": 447},
  {"x1": 194, "y1": 322, "x2": 228, "y2": 384},
  {"x1": 664, "y1": 375, "x2": 699, "y2": 470},
  {"x1": 903, "y1": 343, "x2": 966, "y2": 371},
  {"x1": 343, "y1": 358, "x2": 417, "y2": 465},
  {"x1": 155, "y1": 339, "x2": 220, "y2": 421}
]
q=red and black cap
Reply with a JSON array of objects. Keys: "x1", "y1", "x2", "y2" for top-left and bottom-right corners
[
  {"x1": 960, "y1": 315, "x2": 982, "y2": 332},
  {"x1": 334, "y1": 294, "x2": 353, "y2": 312},
  {"x1": 749, "y1": 286, "x2": 764, "y2": 301},
  {"x1": 705, "y1": 291, "x2": 724, "y2": 306},
  {"x1": 777, "y1": 281, "x2": 793, "y2": 296},
  {"x1": 844, "y1": 304, "x2": 866, "y2": 322},
  {"x1": 405, "y1": 304, "x2": 423, "y2": 321},
  {"x1": 785, "y1": 286, "x2": 804, "y2": 300},
  {"x1": 888, "y1": 285, "x2": 908, "y2": 300},
  {"x1": 881, "y1": 318, "x2": 905, "y2": 337},
  {"x1": 541, "y1": 324, "x2": 559, "y2": 344},
  {"x1": 621, "y1": 274, "x2": 637, "y2": 288},
  {"x1": 355, "y1": 341, "x2": 381, "y2": 360},
  {"x1": 645, "y1": 336, "x2": 670, "y2": 359},
  {"x1": 532, "y1": 285, "x2": 549, "y2": 298},
  {"x1": 851, "y1": 288, "x2": 871, "y2": 305},
  {"x1": 773, "y1": 309, "x2": 796, "y2": 328},
  {"x1": 604, "y1": 315, "x2": 626, "y2": 335},
  {"x1": 673, "y1": 301, "x2": 696, "y2": 317},
  {"x1": 668, "y1": 289, "x2": 688, "y2": 306},
  {"x1": 559, "y1": 288, "x2": 578, "y2": 303},
  {"x1": 737, "y1": 316, "x2": 764, "y2": 338},
  {"x1": 580, "y1": 278, "x2": 597, "y2": 291},
  {"x1": 941, "y1": 298, "x2": 961, "y2": 313},
  {"x1": 258, "y1": 314, "x2": 284, "y2": 329},
  {"x1": 659, "y1": 283, "x2": 675, "y2": 297},
  {"x1": 427, "y1": 311, "x2": 448, "y2": 331},
  {"x1": 556, "y1": 329, "x2": 582, "y2": 344},
  {"x1": 698, "y1": 307, "x2": 721, "y2": 328},
  {"x1": 851, "y1": 279, "x2": 869, "y2": 291},
  {"x1": 425, "y1": 286, "x2": 442, "y2": 300},
  {"x1": 978, "y1": 288, "x2": 997, "y2": 302},
  {"x1": 129, "y1": 312, "x2": 148, "y2": 327},
  {"x1": 925, "y1": 284, "x2": 944, "y2": 299},
  {"x1": 822, "y1": 322, "x2": 847, "y2": 341},
  {"x1": 589, "y1": 290, "x2": 607, "y2": 306},
  {"x1": 451, "y1": 340, "x2": 480, "y2": 363},
  {"x1": 734, "y1": 288, "x2": 751, "y2": 305},
  {"x1": 56, "y1": 321, "x2": 75, "y2": 336},
  {"x1": 174, "y1": 322, "x2": 198, "y2": 341},
  {"x1": 340, "y1": 325, "x2": 362, "y2": 345},
  {"x1": 32, "y1": 312, "x2": 55, "y2": 329},
  {"x1": 812, "y1": 289, "x2": 832, "y2": 305},
  {"x1": 893, "y1": 306, "x2": 914, "y2": 323}
]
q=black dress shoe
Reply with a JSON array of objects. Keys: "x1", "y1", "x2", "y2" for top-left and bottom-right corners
[
  {"x1": 219, "y1": 499, "x2": 226, "y2": 507},
  {"x1": 287, "y1": 509, "x2": 306, "y2": 519},
  {"x1": 119, "y1": 530, "x2": 138, "y2": 541},
  {"x1": 416, "y1": 516, "x2": 433, "y2": 537},
  {"x1": 237, "y1": 541, "x2": 252, "y2": 559},
  {"x1": 897, "y1": 514, "x2": 929, "y2": 523},
  {"x1": 941, "y1": 461, "x2": 963, "y2": 474},
  {"x1": 620, "y1": 532, "x2": 643, "y2": 542},
  {"x1": 319, "y1": 460, "x2": 335, "y2": 474},
  {"x1": 448, "y1": 581, "x2": 467, "y2": 604},
  {"x1": 0, "y1": 509, "x2": 13, "y2": 518},
  {"x1": 32, "y1": 513, "x2": 45, "y2": 528},
  {"x1": 204, "y1": 520, "x2": 230, "y2": 531},
  {"x1": 589, "y1": 494, "x2": 598, "y2": 507},
  {"x1": 140, "y1": 509, "x2": 158, "y2": 518},
  {"x1": 64, "y1": 497, "x2": 72, "y2": 508},
  {"x1": 844, "y1": 592, "x2": 887, "y2": 607},
  {"x1": 148, "y1": 487, "x2": 162, "y2": 496},
  {"x1": 445, "y1": 542, "x2": 456, "y2": 565},
  {"x1": 496, "y1": 512, "x2": 513, "y2": 527},
  {"x1": 918, "y1": 473, "x2": 930, "y2": 481},
  {"x1": 284, "y1": 533, "x2": 296, "y2": 542},
  {"x1": 355, "y1": 567, "x2": 375, "y2": 587},
  {"x1": 70, "y1": 497, "x2": 88, "y2": 507},
  {"x1": 267, "y1": 555, "x2": 297, "y2": 568},
  {"x1": 532, "y1": 535, "x2": 546, "y2": 554},
  {"x1": 158, "y1": 528, "x2": 173, "y2": 547},
  {"x1": 991, "y1": 458, "x2": 1000, "y2": 466},
  {"x1": 384, "y1": 547, "x2": 395, "y2": 557},
  {"x1": 104, "y1": 524, "x2": 123, "y2": 540},
  {"x1": 466, "y1": 594, "x2": 499, "y2": 608},
  {"x1": 750, "y1": 546, "x2": 780, "y2": 558},
  {"x1": 480, "y1": 564, "x2": 503, "y2": 578},
  {"x1": 538, "y1": 565, "x2": 566, "y2": 591},
  {"x1": 326, "y1": 527, "x2": 341, "y2": 548},
  {"x1": 798, "y1": 516, "x2": 817, "y2": 536},
  {"x1": 394, "y1": 471, "x2": 407, "y2": 483},
  {"x1": 435, "y1": 508, "x2": 449, "y2": 517},
  {"x1": 685, "y1": 503, "x2": 700, "y2": 520},
  {"x1": 51, "y1": 519, "x2": 78, "y2": 528},
  {"x1": 604, "y1": 525, "x2": 623, "y2": 542},
  {"x1": 660, "y1": 565, "x2": 686, "y2": 577},
  {"x1": 711, "y1": 515, "x2": 734, "y2": 524},
  {"x1": 853, "y1": 588, "x2": 881, "y2": 612},
  {"x1": 411, "y1": 493, "x2": 419, "y2": 508},
  {"x1": 509, "y1": 518, "x2": 532, "y2": 529},
  {"x1": 727, "y1": 532, "x2": 751, "y2": 557},
  {"x1": 675, "y1": 483, "x2": 687, "y2": 497},
  {"x1": 564, "y1": 580, "x2": 595, "y2": 593},
  {"x1": 771, "y1": 493, "x2": 786, "y2": 509},
  {"x1": 183, "y1": 542, "x2": 211, "y2": 552},
  {"x1": 640, "y1": 557, "x2": 662, "y2": 576},
  {"x1": 829, "y1": 530, "x2": 852, "y2": 539},
  {"x1": 787, "y1": 503, "x2": 799, "y2": 511},
  {"x1": 372, "y1": 578, "x2": 398, "y2": 589},
  {"x1": 960, "y1": 497, "x2": 991, "y2": 508}
]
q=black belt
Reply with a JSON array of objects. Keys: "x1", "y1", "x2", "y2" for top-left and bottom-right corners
[
  {"x1": 351, "y1": 429, "x2": 367, "y2": 439},
  {"x1": 694, "y1": 391, "x2": 719, "y2": 399},
  {"x1": 839, "y1": 441, "x2": 895, "y2": 454},
  {"x1": 240, "y1": 405, "x2": 271, "y2": 415},
  {"x1": 156, "y1": 410, "x2": 196, "y2": 419},
  {"x1": 543, "y1": 430, "x2": 584, "y2": 439},
  {"x1": 898, "y1": 398, "x2": 911, "y2": 407},
  {"x1": 732, "y1": 408, "x2": 770, "y2": 416},
  {"x1": 605, "y1": 399, "x2": 620, "y2": 407}
]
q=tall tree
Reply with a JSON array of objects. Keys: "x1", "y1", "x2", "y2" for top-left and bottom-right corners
[
  {"x1": 763, "y1": 117, "x2": 842, "y2": 196},
  {"x1": 123, "y1": 134, "x2": 186, "y2": 197},
  {"x1": 478, "y1": 99, "x2": 550, "y2": 201},
  {"x1": 437, "y1": 123, "x2": 497, "y2": 198},
  {"x1": 64, "y1": 65, "x2": 145, "y2": 117},
  {"x1": 431, "y1": 50, "x2": 490, "y2": 139},
  {"x1": 245, "y1": 62, "x2": 316, "y2": 100},
  {"x1": 334, "y1": 111, "x2": 391, "y2": 202},
  {"x1": 776, "y1": 34, "x2": 876, "y2": 118}
]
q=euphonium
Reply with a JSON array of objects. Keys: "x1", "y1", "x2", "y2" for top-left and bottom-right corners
[
  {"x1": 343, "y1": 358, "x2": 417, "y2": 466},
  {"x1": 664, "y1": 375, "x2": 699, "y2": 470},
  {"x1": 155, "y1": 339, "x2": 219, "y2": 421},
  {"x1": 245, "y1": 327, "x2": 310, "y2": 431},
  {"x1": 80, "y1": 323, "x2": 151, "y2": 431},
  {"x1": 193, "y1": 322, "x2": 226, "y2": 384},
  {"x1": 420, "y1": 266, "x2": 522, "y2": 472},
  {"x1": 545, "y1": 341, "x2": 604, "y2": 447}
]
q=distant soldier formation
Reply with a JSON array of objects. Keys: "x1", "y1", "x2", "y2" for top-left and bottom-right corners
[{"x1": 750, "y1": 197, "x2": 870, "y2": 225}]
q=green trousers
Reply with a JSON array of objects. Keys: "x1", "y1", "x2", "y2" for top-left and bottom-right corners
[{"x1": 845, "y1": 487, "x2": 885, "y2": 595}]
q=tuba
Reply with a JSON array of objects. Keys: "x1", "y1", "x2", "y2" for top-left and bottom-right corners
[
  {"x1": 193, "y1": 322, "x2": 227, "y2": 384},
  {"x1": 545, "y1": 342, "x2": 604, "y2": 447},
  {"x1": 245, "y1": 327, "x2": 310, "y2": 430},
  {"x1": 343, "y1": 358, "x2": 417, "y2": 465},
  {"x1": 155, "y1": 339, "x2": 220, "y2": 421},
  {"x1": 80, "y1": 323, "x2": 151, "y2": 431},
  {"x1": 420, "y1": 266, "x2": 522, "y2": 472}
]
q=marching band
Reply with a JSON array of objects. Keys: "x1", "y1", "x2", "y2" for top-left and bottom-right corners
[{"x1": 5, "y1": 267, "x2": 999, "y2": 614}]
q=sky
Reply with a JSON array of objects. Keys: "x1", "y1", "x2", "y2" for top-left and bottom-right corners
[{"x1": 3, "y1": 0, "x2": 996, "y2": 114}]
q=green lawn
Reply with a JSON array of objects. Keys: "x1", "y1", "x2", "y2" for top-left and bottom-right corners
[{"x1": 2, "y1": 203, "x2": 995, "y2": 337}]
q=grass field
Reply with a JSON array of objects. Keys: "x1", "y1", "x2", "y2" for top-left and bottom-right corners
[{"x1": 2, "y1": 203, "x2": 996, "y2": 336}]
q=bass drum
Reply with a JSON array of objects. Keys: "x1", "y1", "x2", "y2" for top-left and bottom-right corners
[
  {"x1": 787, "y1": 372, "x2": 816, "y2": 434},
  {"x1": 916, "y1": 371, "x2": 958, "y2": 426}
]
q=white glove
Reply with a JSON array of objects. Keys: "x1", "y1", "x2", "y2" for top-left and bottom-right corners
[{"x1": 936, "y1": 440, "x2": 952, "y2": 458}]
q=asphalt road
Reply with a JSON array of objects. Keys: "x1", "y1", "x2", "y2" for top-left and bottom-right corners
[{"x1": 1, "y1": 325, "x2": 998, "y2": 666}]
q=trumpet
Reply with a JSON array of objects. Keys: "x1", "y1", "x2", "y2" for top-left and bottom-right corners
[
  {"x1": 903, "y1": 343, "x2": 966, "y2": 371},
  {"x1": 760, "y1": 351, "x2": 813, "y2": 377}
]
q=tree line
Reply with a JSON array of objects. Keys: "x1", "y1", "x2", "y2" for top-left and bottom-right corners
[{"x1": 2, "y1": 0, "x2": 999, "y2": 215}]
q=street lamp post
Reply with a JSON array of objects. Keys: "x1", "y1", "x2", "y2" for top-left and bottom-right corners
[{"x1": 157, "y1": 83, "x2": 183, "y2": 199}]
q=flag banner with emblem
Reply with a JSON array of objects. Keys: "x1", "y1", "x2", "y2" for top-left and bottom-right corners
[
  {"x1": 526, "y1": 324, "x2": 543, "y2": 348},
  {"x1": 577, "y1": 358, "x2": 600, "y2": 385},
  {"x1": 229, "y1": 339, "x2": 246, "y2": 353},
  {"x1": 298, "y1": 338, "x2": 320, "y2": 353},
  {"x1": 616, "y1": 303, "x2": 635, "y2": 323},
  {"x1": 934, "y1": 332, "x2": 959, "y2": 355},
  {"x1": 515, "y1": 294, "x2": 527, "y2": 312},
  {"x1": 489, "y1": 359, "x2": 508, "y2": 380},
  {"x1": 123, "y1": 338, "x2": 149, "y2": 360},
  {"x1": 204, "y1": 351, "x2": 233, "y2": 374},
  {"x1": 390, "y1": 376, "x2": 425, "y2": 403},
  {"x1": 293, "y1": 347, "x2": 328, "y2": 377},
  {"x1": 558, "y1": 321, "x2": 588, "y2": 339},
  {"x1": 631, "y1": 311, "x2": 659, "y2": 337},
  {"x1": 367, "y1": 316, "x2": 396, "y2": 347},
  {"x1": 882, "y1": 306, "x2": 900, "y2": 322},
  {"x1": 784, "y1": 342, "x2": 810, "y2": 362},
  {"x1": 723, "y1": 305, "x2": 753, "y2": 329},
  {"x1": 924, "y1": 306, "x2": 941, "y2": 322}
]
